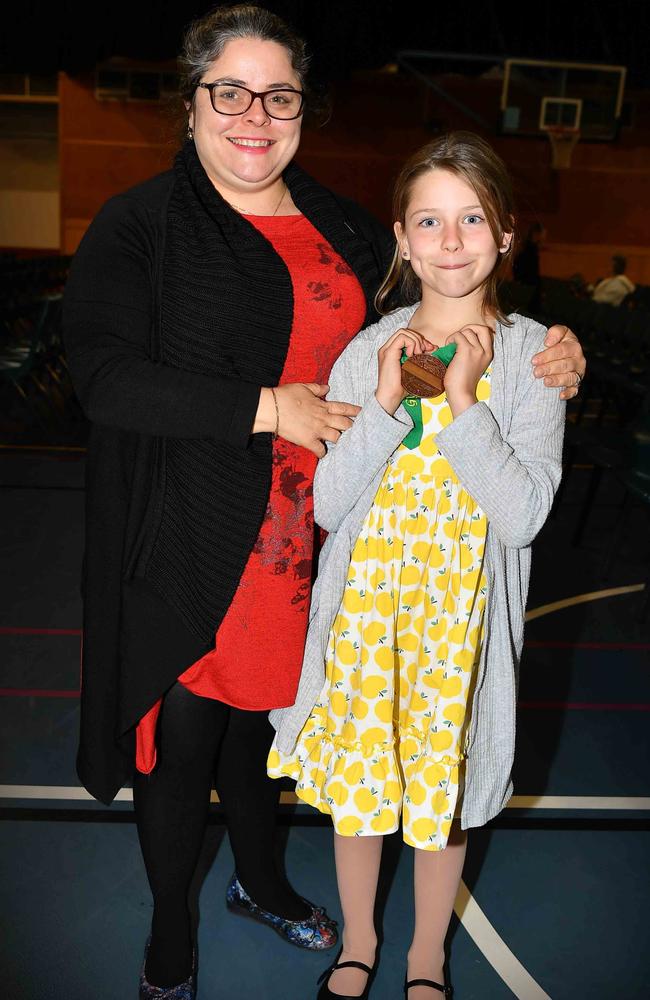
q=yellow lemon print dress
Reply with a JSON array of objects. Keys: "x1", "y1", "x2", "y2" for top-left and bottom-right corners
[{"x1": 268, "y1": 369, "x2": 491, "y2": 851}]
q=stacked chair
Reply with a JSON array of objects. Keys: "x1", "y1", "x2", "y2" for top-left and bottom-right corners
[
  {"x1": 0, "y1": 255, "x2": 79, "y2": 438},
  {"x1": 502, "y1": 276, "x2": 650, "y2": 619}
]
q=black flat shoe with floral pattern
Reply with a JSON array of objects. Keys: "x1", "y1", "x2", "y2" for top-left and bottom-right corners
[
  {"x1": 139, "y1": 938, "x2": 196, "y2": 1000},
  {"x1": 225, "y1": 873, "x2": 338, "y2": 950}
]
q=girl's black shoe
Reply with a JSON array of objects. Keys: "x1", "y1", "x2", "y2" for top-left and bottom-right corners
[
  {"x1": 317, "y1": 948, "x2": 377, "y2": 1000},
  {"x1": 404, "y1": 975, "x2": 452, "y2": 996}
]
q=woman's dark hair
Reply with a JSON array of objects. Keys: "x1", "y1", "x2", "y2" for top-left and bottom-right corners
[
  {"x1": 375, "y1": 131, "x2": 516, "y2": 324},
  {"x1": 177, "y1": 4, "x2": 327, "y2": 125}
]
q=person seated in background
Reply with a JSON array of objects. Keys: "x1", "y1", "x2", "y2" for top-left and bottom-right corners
[
  {"x1": 591, "y1": 254, "x2": 636, "y2": 307},
  {"x1": 568, "y1": 272, "x2": 589, "y2": 299},
  {"x1": 512, "y1": 221, "x2": 546, "y2": 311}
]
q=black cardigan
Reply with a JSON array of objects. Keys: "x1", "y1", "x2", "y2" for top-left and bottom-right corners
[{"x1": 63, "y1": 155, "x2": 393, "y2": 805}]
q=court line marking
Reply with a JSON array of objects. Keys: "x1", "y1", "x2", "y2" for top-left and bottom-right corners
[
  {"x1": 3, "y1": 626, "x2": 650, "y2": 651},
  {"x1": 525, "y1": 584, "x2": 645, "y2": 621},
  {"x1": 1, "y1": 584, "x2": 646, "y2": 999},
  {"x1": 0, "y1": 627, "x2": 82, "y2": 635},
  {"x1": 0, "y1": 689, "x2": 80, "y2": 698},
  {"x1": 0, "y1": 484, "x2": 85, "y2": 492},
  {"x1": 525, "y1": 640, "x2": 650, "y2": 650},
  {"x1": 472, "y1": 583, "x2": 647, "y2": 997},
  {"x1": 1, "y1": 786, "x2": 649, "y2": 809},
  {"x1": 0, "y1": 444, "x2": 86, "y2": 453},
  {"x1": 455, "y1": 880, "x2": 551, "y2": 999},
  {"x1": 507, "y1": 795, "x2": 650, "y2": 809},
  {"x1": 0, "y1": 581, "x2": 644, "y2": 640},
  {"x1": 4, "y1": 690, "x2": 650, "y2": 712},
  {"x1": 517, "y1": 701, "x2": 650, "y2": 711}
]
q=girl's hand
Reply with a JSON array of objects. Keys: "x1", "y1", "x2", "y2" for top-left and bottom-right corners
[
  {"x1": 444, "y1": 324, "x2": 494, "y2": 418},
  {"x1": 376, "y1": 327, "x2": 434, "y2": 415},
  {"x1": 254, "y1": 383, "x2": 360, "y2": 458}
]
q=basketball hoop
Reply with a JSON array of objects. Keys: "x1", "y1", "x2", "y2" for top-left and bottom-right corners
[{"x1": 546, "y1": 126, "x2": 580, "y2": 169}]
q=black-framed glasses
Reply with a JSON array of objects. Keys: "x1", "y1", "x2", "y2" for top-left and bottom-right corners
[{"x1": 197, "y1": 82, "x2": 304, "y2": 120}]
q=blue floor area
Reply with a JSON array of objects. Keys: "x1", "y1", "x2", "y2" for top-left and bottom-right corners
[
  {"x1": 1, "y1": 451, "x2": 649, "y2": 999},
  {"x1": 2, "y1": 821, "x2": 648, "y2": 999}
]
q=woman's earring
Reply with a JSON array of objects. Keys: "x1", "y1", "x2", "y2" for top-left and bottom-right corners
[
  {"x1": 187, "y1": 124, "x2": 194, "y2": 141},
  {"x1": 402, "y1": 249, "x2": 410, "y2": 260}
]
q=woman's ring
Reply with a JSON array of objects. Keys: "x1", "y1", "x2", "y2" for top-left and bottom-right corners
[{"x1": 574, "y1": 371, "x2": 583, "y2": 389}]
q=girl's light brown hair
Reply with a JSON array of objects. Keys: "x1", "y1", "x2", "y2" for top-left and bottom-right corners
[{"x1": 375, "y1": 131, "x2": 516, "y2": 323}]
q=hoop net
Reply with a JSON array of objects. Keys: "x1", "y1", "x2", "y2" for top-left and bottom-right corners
[{"x1": 546, "y1": 127, "x2": 580, "y2": 169}]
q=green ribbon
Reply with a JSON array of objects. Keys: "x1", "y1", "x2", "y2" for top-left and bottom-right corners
[
  {"x1": 401, "y1": 396, "x2": 424, "y2": 449},
  {"x1": 400, "y1": 343, "x2": 457, "y2": 450}
]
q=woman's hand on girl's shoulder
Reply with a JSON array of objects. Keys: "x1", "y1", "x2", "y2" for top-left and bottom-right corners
[
  {"x1": 531, "y1": 324, "x2": 586, "y2": 400},
  {"x1": 375, "y1": 327, "x2": 434, "y2": 415},
  {"x1": 443, "y1": 324, "x2": 494, "y2": 419}
]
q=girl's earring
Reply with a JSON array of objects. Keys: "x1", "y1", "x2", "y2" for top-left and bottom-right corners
[{"x1": 187, "y1": 124, "x2": 194, "y2": 141}]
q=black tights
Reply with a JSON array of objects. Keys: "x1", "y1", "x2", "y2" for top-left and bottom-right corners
[{"x1": 133, "y1": 682, "x2": 309, "y2": 987}]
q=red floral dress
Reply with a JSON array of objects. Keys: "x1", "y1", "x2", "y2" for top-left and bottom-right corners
[{"x1": 136, "y1": 213, "x2": 367, "y2": 772}]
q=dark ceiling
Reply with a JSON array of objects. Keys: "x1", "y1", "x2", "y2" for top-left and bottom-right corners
[{"x1": 1, "y1": 0, "x2": 649, "y2": 87}]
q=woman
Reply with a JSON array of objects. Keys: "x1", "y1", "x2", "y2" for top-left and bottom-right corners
[{"x1": 62, "y1": 5, "x2": 586, "y2": 997}]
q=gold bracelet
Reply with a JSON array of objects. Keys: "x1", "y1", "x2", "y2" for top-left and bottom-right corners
[{"x1": 270, "y1": 387, "x2": 280, "y2": 439}]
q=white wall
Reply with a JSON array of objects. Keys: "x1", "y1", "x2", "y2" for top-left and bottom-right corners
[
  {"x1": 0, "y1": 188, "x2": 59, "y2": 249},
  {"x1": 0, "y1": 131, "x2": 59, "y2": 250}
]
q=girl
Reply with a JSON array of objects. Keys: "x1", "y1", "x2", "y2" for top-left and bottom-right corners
[{"x1": 267, "y1": 131, "x2": 565, "y2": 999}]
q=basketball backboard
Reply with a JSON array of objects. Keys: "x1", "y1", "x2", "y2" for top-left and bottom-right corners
[{"x1": 500, "y1": 58, "x2": 626, "y2": 141}]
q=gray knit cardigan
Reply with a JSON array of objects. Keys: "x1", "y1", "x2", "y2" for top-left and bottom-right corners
[{"x1": 270, "y1": 304, "x2": 565, "y2": 829}]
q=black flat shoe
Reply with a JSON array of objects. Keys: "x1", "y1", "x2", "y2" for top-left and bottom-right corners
[
  {"x1": 404, "y1": 975, "x2": 452, "y2": 997},
  {"x1": 317, "y1": 948, "x2": 377, "y2": 999},
  {"x1": 225, "y1": 873, "x2": 338, "y2": 950},
  {"x1": 139, "y1": 937, "x2": 196, "y2": 999}
]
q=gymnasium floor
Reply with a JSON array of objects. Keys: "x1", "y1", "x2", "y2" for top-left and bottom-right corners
[{"x1": 1, "y1": 445, "x2": 648, "y2": 1000}]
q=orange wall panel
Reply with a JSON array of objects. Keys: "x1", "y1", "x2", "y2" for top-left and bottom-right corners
[
  {"x1": 59, "y1": 72, "x2": 177, "y2": 146},
  {"x1": 541, "y1": 244, "x2": 650, "y2": 286},
  {"x1": 60, "y1": 142, "x2": 173, "y2": 227},
  {"x1": 59, "y1": 70, "x2": 650, "y2": 282},
  {"x1": 60, "y1": 71, "x2": 176, "y2": 250}
]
